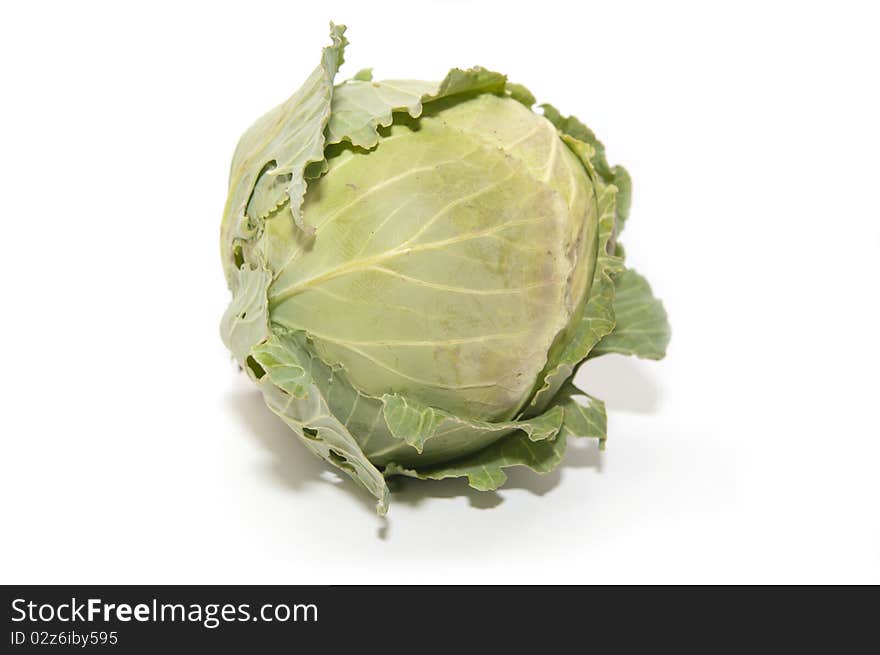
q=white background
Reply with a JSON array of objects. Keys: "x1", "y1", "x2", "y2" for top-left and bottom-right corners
[{"x1": 2, "y1": 0, "x2": 878, "y2": 584}]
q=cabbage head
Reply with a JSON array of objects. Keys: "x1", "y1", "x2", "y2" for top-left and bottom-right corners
[{"x1": 220, "y1": 24, "x2": 670, "y2": 514}]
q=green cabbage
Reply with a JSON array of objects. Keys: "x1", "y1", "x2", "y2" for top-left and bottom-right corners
[{"x1": 220, "y1": 24, "x2": 670, "y2": 514}]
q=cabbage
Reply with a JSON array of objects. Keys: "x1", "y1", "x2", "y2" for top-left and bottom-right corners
[{"x1": 220, "y1": 24, "x2": 669, "y2": 514}]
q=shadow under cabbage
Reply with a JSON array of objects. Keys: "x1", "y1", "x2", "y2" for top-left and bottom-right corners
[
  {"x1": 575, "y1": 353, "x2": 662, "y2": 414},
  {"x1": 225, "y1": 389, "x2": 379, "y2": 515}
]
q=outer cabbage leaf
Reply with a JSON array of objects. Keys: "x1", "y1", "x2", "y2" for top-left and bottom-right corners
[
  {"x1": 384, "y1": 432, "x2": 567, "y2": 492},
  {"x1": 428, "y1": 66, "x2": 506, "y2": 99},
  {"x1": 220, "y1": 22, "x2": 346, "y2": 281},
  {"x1": 384, "y1": 381, "x2": 606, "y2": 490},
  {"x1": 325, "y1": 79, "x2": 436, "y2": 149},
  {"x1": 380, "y1": 394, "x2": 563, "y2": 455},
  {"x1": 219, "y1": 261, "x2": 392, "y2": 513},
  {"x1": 590, "y1": 269, "x2": 670, "y2": 360},
  {"x1": 350, "y1": 68, "x2": 374, "y2": 82},
  {"x1": 250, "y1": 329, "x2": 391, "y2": 515},
  {"x1": 324, "y1": 66, "x2": 506, "y2": 152},
  {"x1": 538, "y1": 107, "x2": 668, "y2": 362},
  {"x1": 219, "y1": 263, "x2": 270, "y2": 366},
  {"x1": 505, "y1": 81, "x2": 536, "y2": 107},
  {"x1": 525, "y1": 162, "x2": 624, "y2": 415},
  {"x1": 555, "y1": 382, "x2": 607, "y2": 448},
  {"x1": 541, "y1": 104, "x2": 632, "y2": 233}
]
